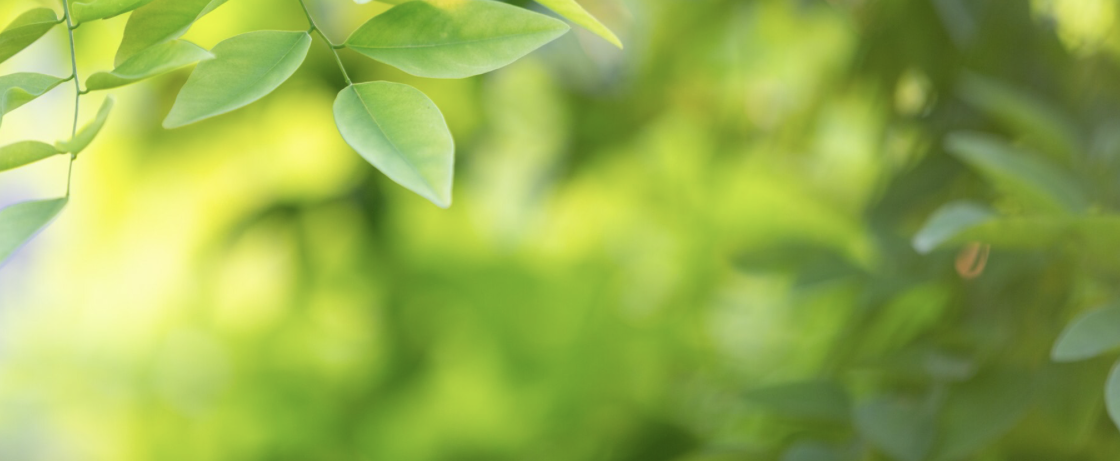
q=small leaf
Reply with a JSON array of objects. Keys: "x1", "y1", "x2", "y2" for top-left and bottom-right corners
[
  {"x1": 1106, "y1": 360, "x2": 1120, "y2": 432},
  {"x1": 945, "y1": 132, "x2": 1088, "y2": 213},
  {"x1": 1052, "y1": 304, "x2": 1120, "y2": 362},
  {"x1": 0, "y1": 73, "x2": 68, "y2": 126},
  {"x1": 87, "y1": 40, "x2": 212, "y2": 91},
  {"x1": 534, "y1": 0, "x2": 621, "y2": 48},
  {"x1": 164, "y1": 31, "x2": 311, "y2": 129},
  {"x1": 334, "y1": 82, "x2": 454, "y2": 207},
  {"x1": 0, "y1": 198, "x2": 67, "y2": 264},
  {"x1": 56, "y1": 97, "x2": 114, "y2": 154},
  {"x1": 345, "y1": 0, "x2": 569, "y2": 79},
  {"x1": 115, "y1": 0, "x2": 228, "y2": 65},
  {"x1": 69, "y1": 0, "x2": 157, "y2": 24},
  {"x1": 0, "y1": 8, "x2": 60, "y2": 65},
  {"x1": 744, "y1": 380, "x2": 851, "y2": 422},
  {"x1": 912, "y1": 201, "x2": 993, "y2": 254},
  {"x1": 0, "y1": 141, "x2": 62, "y2": 172},
  {"x1": 854, "y1": 397, "x2": 935, "y2": 461}
]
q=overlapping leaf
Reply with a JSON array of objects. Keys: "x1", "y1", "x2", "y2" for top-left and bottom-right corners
[
  {"x1": 88, "y1": 40, "x2": 212, "y2": 91},
  {"x1": 346, "y1": 0, "x2": 569, "y2": 78},
  {"x1": 333, "y1": 82, "x2": 454, "y2": 207},
  {"x1": 115, "y1": 0, "x2": 228, "y2": 65},
  {"x1": 0, "y1": 141, "x2": 62, "y2": 172},
  {"x1": 0, "y1": 8, "x2": 60, "y2": 65},
  {"x1": 0, "y1": 198, "x2": 67, "y2": 263},
  {"x1": 69, "y1": 0, "x2": 156, "y2": 24},
  {"x1": 57, "y1": 97, "x2": 114, "y2": 154},
  {"x1": 534, "y1": 0, "x2": 621, "y2": 48},
  {"x1": 164, "y1": 31, "x2": 311, "y2": 128},
  {"x1": 0, "y1": 73, "x2": 68, "y2": 126}
]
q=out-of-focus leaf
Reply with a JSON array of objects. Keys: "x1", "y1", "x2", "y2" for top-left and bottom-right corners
[
  {"x1": 957, "y1": 73, "x2": 1082, "y2": 163},
  {"x1": 0, "y1": 73, "x2": 68, "y2": 126},
  {"x1": 69, "y1": 0, "x2": 156, "y2": 24},
  {"x1": 945, "y1": 132, "x2": 1087, "y2": 213},
  {"x1": 534, "y1": 0, "x2": 622, "y2": 48},
  {"x1": 345, "y1": 0, "x2": 569, "y2": 78},
  {"x1": 854, "y1": 397, "x2": 934, "y2": 461},
  {"x1": 164, "y1": 31, "x2": 311, "y2": 128},
  {"x1": 912, "y1": 201, "x2": 993, "y2": 254},
  {"x1": 782, "y1": 441, "x2": 853, "y2": 461},
  {"x1": 0, "y1": 198, "x2": 67, "y2": 263},
  {"x1": 87, "y1": 40, "x2": 212, "y2": 91},
  {"x1": 56, "y1": 97, "x2": 114, "y2": 154},
  {"x1": 0, "y1": 8, "x2": 60, "y2": 65},
  {"x1": 1105, "y1": 360, "x2": 1120, "y2": 432},
  {"x1": 0, "y1": 141, "x2": 62, "y2": 172},
  {"x1": 333, "y1": 82, "x2": 454, "y2": 207},
  {"x1": 745, "y1": 379, "x2": 851, "y2": 422},
  {"x1": 930, "y1": 371, "x2": 1032, "y2": 461},
  {"x1": 1052, "y1": 304, "x2": 1120, "y2": 362},
  {"x1": 115, "y1": 0, "x2": 228, "y2": 65}
]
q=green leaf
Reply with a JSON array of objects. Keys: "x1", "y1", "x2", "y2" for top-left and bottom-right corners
[
  {"x1": 930, "y1": 371, "x2": 1031, "y2": 461},
  {"x1": 56, "y1": 97, "x2": 114, "y2": 154},
  {"x1": 854, "y1": 397, "x2": 934, "y2": 461},
  {"x1": 912, "y1": 201, "x2": 993, "y2": 254},
  {"x1": 164, "y1": 31, "x2": 311, "y2": 129},
  {"x1": 345, "y1": 0, "x2": 569, "y2": 79},
  {"x1": 1052, "y1": 304, "x2": 1120, "y2": 362},
  {"x1": 945, "y1": 132, "x2": 1088, "y2": 214},
  {"x1": 115, "y1": 0, "x2": 228, "y2": 65},
  {"x1": 69, "y1": 0, "x2": 157, "y2": 24},
  {"x1": 0, "y1": 141, "x2": 62, "y2": 172},
  {"x1": 1106, "y1": 360, "x2": 1120, "y2": 432},
  {"x1": 0, "y1": 198, "x2": 67, "y2": 263},
  {"x1": 744, "y1": 380, "x2": 851, "y2": 422},
  {"x1": 0, "y1": 8, "x2": 60, "y2": 65},
  {"x1": 534, "y1": 0, "x2": 621, "y2": 48},
  {"x1": 0, "y1": 73, "x2": 67, "y2": 126},
  {"x1": 957, "y1": 73, "x2": 1082, "y2": 163},
  {"x1": 87, "y1": 40, "x2": 212, "y2": 91},
  {"x1": 334, "y1": 82, "x2": 454, "y2": 207},
  {"x1": 782, "y1": 442, "x2": 852, "y2": 461}
]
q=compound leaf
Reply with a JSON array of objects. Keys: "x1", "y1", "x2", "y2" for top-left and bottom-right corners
[
  {"x1": 0, "y1": 141, "x2": 62, "y2": 172},
  {"x1": 57, "y1": 97, "x2": 114, "y2": 155},
  {"x1": 164, "y1": 31, "x2": 311, "y2": 129},
  {"x1": 0, "y1": 8, "x2": 60, "y2": 65},
  {"x1": 87, "y1": 40, "x2": 212, "y2": 91},
  {"x1": 0, "y1": 198, "x2": 67, "y2": 264},
  {"x1": 333, "y1": 82, "x2": 454, "y2": 207},
  {"x1": 115, "y1": 0, "x2": 228, "y2": 65}
]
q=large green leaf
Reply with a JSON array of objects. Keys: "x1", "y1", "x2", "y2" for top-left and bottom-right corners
[
  {"x1": 854, "y1": 397, "x2": 935, "y2": 461},
  {"x1": 534, "y1": 0, "x2": 621, "y2": 48},
  {"x1": 334, "y1": 82, "x2": 454, "y2": 207},
  {"x1": 87, "y1": 40, "x2": 212, "y2": 91},
  {"x1": 1052, "y1": 304, "x2": 1120, "y2": 362},
  {"x1": 1106, "y1": 360, "x2": 1120, "y2": 432},
  {"x1": 164, "y1": 31, "x2": 311, "y2": 129},
  {"x1": 0, "y1": 73, "x2": 67, "y2": 126},
  {"x1": 69, "y1": 0, "x2": 156, "y2": 24},
  {"x1": 0, "y1": 198, "x2": 67, "y2": 263},
  {"x1": 115, "y1": 0, "x2": 228, "y2": 65},
  {"x1": 0, "y1": 141, "x2": 62, "y2": 172},
  {"x1": 945, "y1": 132, "x2": 1087, "y2": 213},
  {"x1": 0, "y1": 8, "x2": 60, "y2": 65},
  {"x1": 912, "y1": 201, "x2": 993, "y2": 254},
  {"x1": 744, "y1": 380, "x2": 851, "y2": 422},
  {"x1": 345, "y1": 0, "x2": 569, "y2": 78},
  {"x1": 57, "y1": 97, "x2": 114, "y2": 154}
]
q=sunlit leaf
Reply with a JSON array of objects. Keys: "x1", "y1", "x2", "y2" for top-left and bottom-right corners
[
  {"x1": 1106, "y1": 360, "x2": 1120, "y2": 432},
  {"x1": 1052, "y1": 304, "x2": 1120, "y2": 362},
  {"x1": 854, "y1": 397, "x2": 934, "y2": 461},
  {"x1": 745, "y1": 380, "x2": 851, "y2": 422},
  {"x1": 334, "y1": 82, "x2": 454, "y2": 207},
  {"x1": 534, "y1": 0, "x2": 621, "y2": 48},
  {"x1": 0, "y1": 8, "x2": 60, "y2": 65},
  {"x1": 0, "y1": 141, "x2": 62, "y2": 172},
  {"x1": 69, "y1": 0, "x2": 157, "y2": 24},
  {"x1": 345, "y1": 0, "x2": 569, "y2": 78},
  {"x1": 87, "y1": 40, "x2": 212, "y2": 91},
  {"x1": 0, "y1": 73, "x2": 68, "y2": 126},
  {"x1": 945, "y1": 132, "x2": 1088, "y2": 213},
  {"x1": 0, "y1": 198, "x2": 67, "y2": 264},
  {"x1": 930, "y1": 371, "x2": 1031, "y2": 461},
  {"x1": 164, "y1": 31, "x2": 311, "y2": 129},
  {"x1": 115, "y1": 0, "x2": 228, "y2": 65},
  {"x1": 912, "y1": 201, "x2": 993, "y2": 254},
  {"x1": 56, "y1": 97, "x2": 114, "y2": 154}
]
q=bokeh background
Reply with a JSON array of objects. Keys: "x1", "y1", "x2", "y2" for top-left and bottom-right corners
[{"x1": 3, "y1": 0, "x2": 1120, "y2": 459}]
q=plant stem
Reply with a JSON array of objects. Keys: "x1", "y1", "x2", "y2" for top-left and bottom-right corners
[
  {"x1": 297, "y1": 0, "x2": 352, "y2": 85},
  {"x1": 61, "y1": 0, "x2": 81, "y2": 198}
]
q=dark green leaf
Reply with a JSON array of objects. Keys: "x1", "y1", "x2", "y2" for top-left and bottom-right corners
[
  {"x1": 744, "y1": 380, "x2": 851, "y2": 422},
  {"x1": 0, "y1": 141, "x2": 62, "y2": 172},
  {"x1": 0, "y1": 198, "x2": 67, "y2": 263},
  {"x1": 115, "y1": 0, "x2": 228, "y2": 65},
  {"x1": 164, "y1": 31, "x2": 311, "y2": 129},
  {"x1": 930, "y1": 371, "x2": 1031, "y2": 461},
  {"x1": 854, "y1": 397, "x2": 934, "y2": 461},
  {"x1": 1106, "y1": 360, "x2": 1120, "y2": 432},
  {"x1": 912, "y1": 201, "x2": 993, "y2": 254},
  {"x1": 0, "y1": 73, "x2": 68, "y2": 126},
  {"x1": 69, "y1": 0, "x2": 157, "y2": 24},
  {"x1": 345, "y1": 0, "x2": 569, "y2": 78},
  {"x1": 0, "y1": 8, "x2": 60, "y2": 65},
  {"x1": 87, "y1": 40, "x2": 212, "y2": 91},
  {"x1": 957, "y1": 73, "x2": 1082, "y2": 163},
  {"x1": 534, "y1": 0, "x2": 621, "y2": 48},
  {"x1": 1052, "y1": 304, "x2": 1120, "y2": 362},
  {"x1": 56, "y1": 97, "x2": 114, "y2": 154},
  {"x1": 333, "y1": 82, "x2": 454, "y2": 207}
]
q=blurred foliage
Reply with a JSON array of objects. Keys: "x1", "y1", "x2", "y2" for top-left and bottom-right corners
[{"x1": 5, "y1": 0, "x2": 1120, "y2": 460}]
